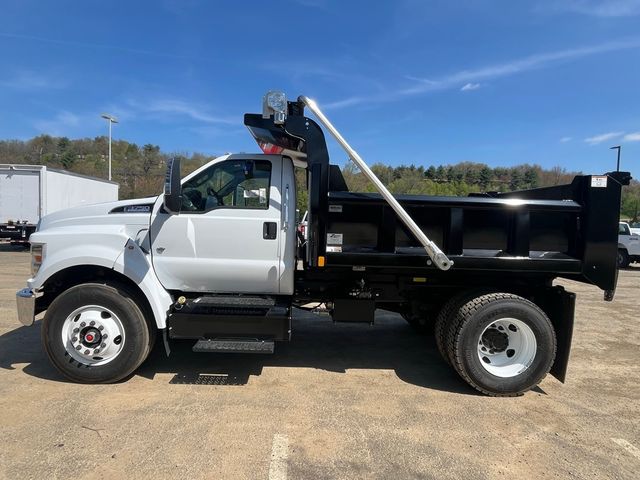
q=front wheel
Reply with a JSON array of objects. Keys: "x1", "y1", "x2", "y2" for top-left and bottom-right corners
[
  {"x1": 42, "y1": 282, "x2": 152, "y2": 383},
  {"x1": 442, "y1": 293, "x2": 556, "y2": 396}
]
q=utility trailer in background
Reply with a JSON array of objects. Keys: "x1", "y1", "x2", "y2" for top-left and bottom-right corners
[
  {"x1": 16, "y1": 92, "x2": 631, "y2": 396},
  {"x1": 0, "y1": 164, "x2": 118, "y2": 242}
]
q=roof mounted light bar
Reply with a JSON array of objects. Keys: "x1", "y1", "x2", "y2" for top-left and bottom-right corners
[{"x1": 297, "y1": 95, "x2": 453, "y2": 271}]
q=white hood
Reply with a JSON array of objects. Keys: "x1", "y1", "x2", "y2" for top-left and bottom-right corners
[{"x1": 35, "y1": 196, "x2": 158, "y2": 233}]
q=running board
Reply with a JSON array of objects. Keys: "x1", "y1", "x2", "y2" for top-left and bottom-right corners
[
  {"x1": 192, "y1": 338, "x2": 275, "y2": 354},
  {"x1": 192, "y1": 295, "x2": 275, "y2": 308}
]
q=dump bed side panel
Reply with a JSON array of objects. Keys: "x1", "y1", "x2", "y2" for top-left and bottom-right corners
[{"x1": 322, "y1": 171, "x2": 630, "y2": 292}]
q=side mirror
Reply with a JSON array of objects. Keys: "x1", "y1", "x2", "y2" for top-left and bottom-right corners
[{"x1": 163, "y1": 157, "x2": 182, "y2": 214}]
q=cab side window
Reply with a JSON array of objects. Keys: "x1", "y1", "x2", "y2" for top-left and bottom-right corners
[
  {"x1": 180, "y1": 160, "x2": 271, "y2": 213},
  {"x1": 619, "y1": 223, "x2": 630, "y2": 235}
]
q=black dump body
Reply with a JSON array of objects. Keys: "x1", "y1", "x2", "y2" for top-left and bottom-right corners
[
  {"x1": 245, "y1": 100, "x2": 631, "y2": 295},
  {"x1": 324, "y1": 173, "x2": 630, "y2": 293}
]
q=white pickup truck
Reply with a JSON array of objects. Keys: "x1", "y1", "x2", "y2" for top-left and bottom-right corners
[
  {"x1": 618, "y1": 221, "x2": 640, "y2": 268},
  {"x1": 14, "y1": 92, "x2": 630, "y2": 396}
]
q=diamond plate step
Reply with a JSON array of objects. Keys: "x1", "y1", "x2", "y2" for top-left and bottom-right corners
[{"x1": 192, "y1": 338, "x2": 275, "y2": 354}]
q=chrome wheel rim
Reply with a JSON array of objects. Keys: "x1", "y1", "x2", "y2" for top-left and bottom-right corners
[
  {"x1": 60, "y1": 305, "x2": 125, "y2": 366},
  {"x1": 477, "y1": 318, "x2": 537, "y2": 378}
]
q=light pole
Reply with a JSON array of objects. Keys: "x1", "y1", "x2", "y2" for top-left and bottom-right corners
[
  {"x1": 101, "y1": 113, "x2": 118, "y2": 181},
  {"x1": 610, "y1": 145, "x2": 621, "y2": 172}
]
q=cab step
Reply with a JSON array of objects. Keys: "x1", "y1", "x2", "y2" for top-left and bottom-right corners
[
  {"x1": 192, "y1": 295, "x2": 275, "y2": 308},
  {"x1": 192, "y1": 338, "x2": 275, "y2": 354}
]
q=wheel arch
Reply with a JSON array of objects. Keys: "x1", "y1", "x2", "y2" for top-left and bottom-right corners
[
  {"x1": 31, "y1": 232, "x2": 173, "y2": 329},
  {"x1": 40, "y1": 265, "x2": 158, "y2": 329}
]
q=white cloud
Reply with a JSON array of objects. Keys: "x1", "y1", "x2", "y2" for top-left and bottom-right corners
[
  {"x1": 33, "y1": 110, "x2": 81, "y2": 135},
  {"x1": 560, "y1": 136, "x2": 573, "y2": 143},
  {"x1": 544, "y1": 0, "x2": 640, "y2": 17},
  {"x1": 127, "y1": 98, "x2": 237, "y2": 125},
  {"x1": 584, "y1": 131, "x2": 624, "y2": 145},
  {"x1": 623, "y1": 131, "x2": 640, "y2": 141},
  {"x1": 324, "y1": 37, "x2": 640, "y2": 109},
  {"x1": 460, "y1": 82, "x2": 481, "y2": 91},
  {"x1": 404, "y1": 39, "x2": 640, "y2": 94},
  {"x1": 0, "y1": 70, "x2": 68, "y2": 90}
]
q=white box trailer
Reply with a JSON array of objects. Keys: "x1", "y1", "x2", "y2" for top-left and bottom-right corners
[{"x1": 0, "y1": 164, "x2": 118, "y2": 241}]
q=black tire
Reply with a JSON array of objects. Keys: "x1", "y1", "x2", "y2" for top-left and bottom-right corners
[
  {"x1": 434, "y1": 290, "x2": 488, "y2": 366},
  {"x1": 618, "y1": 249, "x2": 630, "y2": 269},
  {"x1": 42, "y1": 282, "x2": 152, "y2": 384},
  {"x1": 445, "y1": 293, "x2": 556, "y2": 397}
]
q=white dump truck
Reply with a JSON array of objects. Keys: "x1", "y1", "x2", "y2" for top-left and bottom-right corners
[
  {"x1": 0, "y1": 164, "x2": 118, "y2": 242},
  {"x1": 15, "y1": 92, "x2": 630, "y2": 396}
]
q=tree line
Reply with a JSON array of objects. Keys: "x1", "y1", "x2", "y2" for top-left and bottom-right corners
[
  {"x1": 0, "y1": 134, "x2": 212, "y2": 199},
  {"x1": 1, "y1": 135, "x2": 638, "y2": 221}
]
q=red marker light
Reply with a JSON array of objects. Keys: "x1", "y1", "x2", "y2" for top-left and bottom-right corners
[{"x1": 257, "y1": 141, "x2": 284, "y2": 155}]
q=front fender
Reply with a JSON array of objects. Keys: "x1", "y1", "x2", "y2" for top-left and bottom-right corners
[
  {"x1": 28, "y1": 226, "x2": 172, "y2": 329},
  {"x1": 113, "y1": 239, "x2": 172, "y2": 328},
  {"x1": 29, "y1": 226, "x2": 132, "y2": 290}
]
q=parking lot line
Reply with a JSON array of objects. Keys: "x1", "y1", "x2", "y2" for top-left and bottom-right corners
[{"x1": 268, "y1": 434, "x2": 289, "y2": 480}]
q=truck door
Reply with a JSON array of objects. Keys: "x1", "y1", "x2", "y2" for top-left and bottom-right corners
[{"x1": 150, "y1": 154, "x2": 292, "y2": 294}]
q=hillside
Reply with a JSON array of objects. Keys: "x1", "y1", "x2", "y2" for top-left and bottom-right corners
[{"x1": 2, "y1": 135, "x2": 638, "y2": 221}]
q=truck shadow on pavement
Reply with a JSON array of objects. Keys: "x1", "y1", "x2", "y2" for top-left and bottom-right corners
[
  {"x1": 0, "y1": 320, "x2": 63, "y2": 382},
  {"x1": 0, "y1": 311, "x2": 478, "y2": 395},
  {"x1": 138, "y1": 311, "x2": 479, "y2": 395},
  {"x1": 0, "y1": 242, "x2": 29, "y2": 252}
]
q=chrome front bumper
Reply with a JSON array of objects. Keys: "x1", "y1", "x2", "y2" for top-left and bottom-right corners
[{"x1": 16, "y1": 288, "x2": 36, "y2": 326}]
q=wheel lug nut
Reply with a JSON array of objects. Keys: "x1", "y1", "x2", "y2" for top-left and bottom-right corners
[
  {"x1": 90, "y1": 321, "x2": 95, "y2": 326},
  {"x1": 84, "y1": 349, "x2": 90, "y2": 355},
  {"x1": 102, "y1": 334, "x2": 108, "y2": 339},
  {"x1": 94, "y1": 349, "x2": 100, "y2": 354},
  {"x1": 98, "y1": 325, "x2": 104, "y2": 331},
  {"x1": 80, "y1": 322, "x2": 86, "y2": 327},
  {"x1": 101, "y1": 343, "x2": 106, "y2": 348},
  {"x1": 73, "y1": 328, "x2": 79, "y2": 333},
  {"x1": 72, "y1": 337, "x2": 78, "y2": 342},
  {"x1": 75, "y1": 345, "x2": 81, "y2": 351}
]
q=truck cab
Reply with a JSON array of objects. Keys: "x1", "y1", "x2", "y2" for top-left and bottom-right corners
[
  {"x1": 617, "y1": 221, "x2": 640, "y2": 268},
  {"x1": 150, "y1": 154, "x2": 296, "y2": 295}
]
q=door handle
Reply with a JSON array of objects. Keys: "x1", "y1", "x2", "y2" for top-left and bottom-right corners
[{"x1": 263, "y1": 222, "x2": 277, "y2": 240}]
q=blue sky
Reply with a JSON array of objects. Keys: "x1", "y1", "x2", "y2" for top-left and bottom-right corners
[{"x1": 1, "y1": 0, "x2": 639, "y2": 177}]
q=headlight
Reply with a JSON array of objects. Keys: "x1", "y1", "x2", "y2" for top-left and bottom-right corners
[{"x1": 31, "y1": 243, "x2": 45, "y2": 277}]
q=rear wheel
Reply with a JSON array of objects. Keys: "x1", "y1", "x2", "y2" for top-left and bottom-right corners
[
  {"x1": 441, "y1": 292, "x2": 556, "y2": 396},
  {"x1": 618, "y1": 249, "x2": 630, "y2": 268},
  {"x1": 42, "y1": 282, "x2": 152, "y2": 383},
  {"x1": 435, "y1": 290, "x2": 487, "y2": 366}
]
